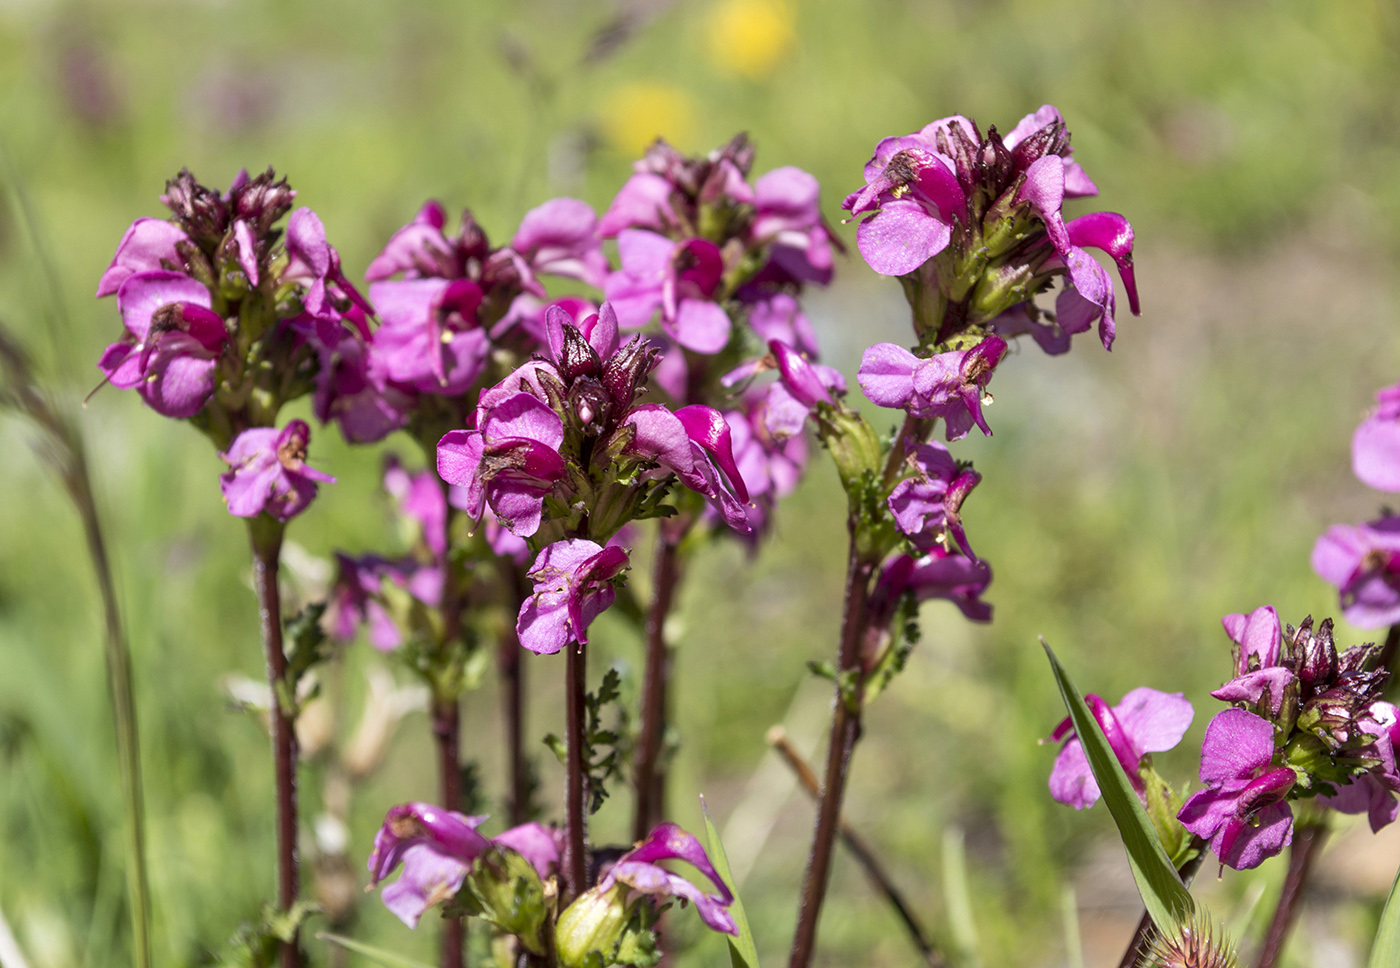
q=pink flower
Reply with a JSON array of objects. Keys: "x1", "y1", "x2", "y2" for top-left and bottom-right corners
[
  {"x1": 1353, "y1": 384, "x2": 1400, "y2": 492},
  {"x1": 218, "y1": 420, "x2": 335, "y2": 521},
  {"x1": 511, "y1": 197, "x2": 609, "y2": 288},
  {"x1": 1047, "y1": 688, "x2": 1194, "y2": 810},
  {"x1": 604, "y1": 231, "x2": 732, "y2": 353},
  {"x1": 857, "y1": 337, "x2": 1007, "y2": 440},
  {"x1": 516, "y1": 539, "x2": 630, "y2": 655},
  {"x1": 1312, "y1": 519, "x2": 1400, "y2": 629}
]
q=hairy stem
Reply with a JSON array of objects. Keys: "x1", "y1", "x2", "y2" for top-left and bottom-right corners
[
  {"x1": 434, "y1": 693, "x2": 464, "y2": 968},
  {"x1": 499, "y1": 562, "x2": 531, "y2": 825},
  {"x1": 770, "y1": 728, "x2": 944, "y2": 966},
  {"x1": 787, "y1": 536, "x2": 877, "y2": 968},
  {"x1": 563, "y1": 640, "x2": 589, "y2": 904},
  {"x1": 1115, "y1": 839, "x2": 1207, "y2": 968},
  {"x1": 249, "y1": 520, "x2": 302, "y2": 968},
  {"x1": 1254, "y1": 822, "x2": 1328, "y2": 968},
  {"x1": 633, "y1": 531, "x2": 682, "y2": 841}
]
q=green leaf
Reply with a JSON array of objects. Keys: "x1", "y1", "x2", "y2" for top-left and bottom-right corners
[
  {"x1": 1043, "y1": 640, "x2": 1194, "y2": 933},
  {"x1": 941, "y1": 827, "x2": 982, "y2": 968},
  {"x1": 315, "y1": 933, "x2": 436, "y2": 968},
  {"x1": 700, "y1": 796, "x2": 760, "y2": 968},
  {"x1": 1369, "y1": 863, "x2": 1400, "y2": 968}
]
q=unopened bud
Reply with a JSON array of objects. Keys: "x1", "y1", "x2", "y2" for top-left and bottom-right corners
[{"x1": 555, "y1": 885, "x2": 628, "y2": 968}]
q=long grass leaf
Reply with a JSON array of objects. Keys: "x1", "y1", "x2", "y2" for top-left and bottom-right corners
[
  {"x1": 701, "y1": 796, "x2": 760, "y2": 968},
  {"x1": 1043, "y1": 640, "x2": 1193, "y2": 933},
  {"x1": 316, "y1": 933, "x2": 436, "y2": 968},
  {"x1": 1368, "y1": 864, "x2": 1400, "y2": 968}
]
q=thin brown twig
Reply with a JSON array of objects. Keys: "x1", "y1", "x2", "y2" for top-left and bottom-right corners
[{"x1": 769, "y1": 727, "x2": 945, "y2": 967}]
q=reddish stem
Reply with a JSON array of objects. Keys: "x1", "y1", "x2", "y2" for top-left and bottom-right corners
[
  {"x1": 633, "y1": 532, "x2": 682, "y2": 841},
  {"x1": 1255, "y1": 823, "x2": 1328, "y2": 968},
  {"x1": 787, "y1": 537, "x2": 877, "y2": 968},
  {"x1": 562, "y1": 640, "x2": 589, "y2": 904},
  {"x1": 250, "y1": 521, "x2": 302, "y2": 968},
  {"x1": 500, "y1": 563, "x2": 530, "y2": 825}
]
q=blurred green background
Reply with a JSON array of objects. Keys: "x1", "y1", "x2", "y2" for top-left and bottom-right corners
[{"x1": 3, "y1": 0, "x2": 1400, "y2": 966}]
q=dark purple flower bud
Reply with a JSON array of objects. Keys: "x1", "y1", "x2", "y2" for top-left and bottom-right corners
[
  {"x1": 160, "y1": 168, "x2": 228, "y2": 246},
  {"x1": 1296, "y1": 617, "x2": 1339, "y2": 689},
  {"x1": 218, "y1": 420, "x2": 335, "y2": 521},
  {"x1": 226, "y1": 167, "x2": 296, "y2": 236},
  {"x1": 600, "y1": 335, "x2": 660, "y2": 414},
  {"x1": 569, "y1": 378, "x2": 612, "y2": 431}
]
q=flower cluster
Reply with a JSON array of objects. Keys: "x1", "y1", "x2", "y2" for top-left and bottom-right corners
[
  {"x1": 849, "y1": 106, "x2": 1140, "y2": 445},
  {"x1": 1182, "y1": 606, "x2": 1398, "y2": 869},
  {"x1": 95, "y1": 168, "x2": 355, "y2": 519}
]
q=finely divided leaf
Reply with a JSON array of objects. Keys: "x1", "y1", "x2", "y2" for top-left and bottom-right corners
[
  {"x1": 700, "y1": 796, "x2": 760, "y2": 968},
  {"x1": 1369, "y1": 864, "x2": 1400, "y2": 968},
  {"x1": 1043, "y1": 641, "x2": 1194, "y2": 932}
]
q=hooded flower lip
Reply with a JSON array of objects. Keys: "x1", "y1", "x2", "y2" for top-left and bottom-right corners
[
  {"x1": 888, "y1": 441, "x2": 980, "y2": 558},
  {"x1": 1353, "y1": 384, "x2": 1400, "y2": 492},
  {"x1": 367, "y1": 802, "x2": 560, "y2": 928},
  {"x1": 720, "y1": 338, "x2": 845, "y2": 442},
  {"x1": 100, "y1": 270, "x2": 228, "y2": 418},
  {"x1": 1210, "y1": 605, "x2": 1297, "y2": 715},
  {"x1": 604, "y1": 230, "x2": 732, "y2": 353},
  {"x1": 748, "y1": 166, "x2": 835, "y2": 285},
  {"x1": 516, "y1": 539, "x2": 629, "y2": 655},
  {"x1": 1312, "y1": 518, "x2": 1400, "y2": 629},
  {"x1": 218, "y1": 420, "x2": 335, "y2": 521},
  {"x1": 1047, "y1": 688, "x2": 1194, "y2": 810},
  {"x1": 876, "y1": 548, "x2": 993, "y2": 623},
  {"x1": 368, "y1": 276, "x2": 490, "y2": 394},
  {"x1": 623, "y1": 402, "x2": 754, "y2": 534},
  {"x1": 595, "y1": 823, "x2": 737, "y2": 936},
  {"x1": 437, "y1": 391, "x2": 567, "y2": 538},
  {"x1": 1178, "y1": 708, "x2": 1295, "y2": 871},
  {"x1": 511, "y1": 197, "x2": 610, "y2": 289},
  {"x1": 857, "y1": 337, "x2": 1008, "y2": 440},
  {"x1": 95, "y1": 217, "x2": 189, "y2": 298},
  {"x1": 364, "y1": 200, "x2": 462, "y2": 281},
  {"x1": 282, "y1": 207, "x2": 373, "y2": 323},
  {"x1": 842, "y1": 139, "x2": 965, "y2": 277}
]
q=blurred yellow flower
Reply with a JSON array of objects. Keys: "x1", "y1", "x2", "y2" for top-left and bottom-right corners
[
  {"x1": 706, "y1": 0, "x2": 796, "y2": 79},
  {"x1": 602, "y1": 83, "x2": 699, "y2": 157}
]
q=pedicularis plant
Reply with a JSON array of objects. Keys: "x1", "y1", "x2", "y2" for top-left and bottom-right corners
[{"x1": 85, "y1": 105, "x2": 1400, "y2": 968}]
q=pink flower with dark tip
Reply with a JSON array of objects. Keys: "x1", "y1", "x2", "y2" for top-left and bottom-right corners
[
  {"x1": 1319, "y1": 700, "x2": 1400, "y2": 832},
  {"x1": 95, "y1": 217, "x2": 188, "y2": 298},
  {"x1": 1209, "y1": 605, "x2": 1297, "y2": 714},
  {"x1": 1178, "y1": 708, "x2": 1296, "y2": 871},
  {"x1": 624, "y1": 402, "x2": 753, "y2": 534},
  {"x1": 857, "y1": 337, "x2": 1007, "y2": 440},
  {"x1": 516, "y1": 539, "x2": 630, "y2": 655},
  {"x1": 99, "y1": 270, "x2": 228, "y2": 418},
  {"x1": 437, "y1": 392, "x2": 567, "y2": 538},
  {"x1": 1047, "y1": 688, "x2": 1194, "y2": 810},
  {"x1": 888, "y1": 441, "x2": 981, "y2": 558},
  {"x1": 875, "y1": 548, "x2": 993, "y2": 623},
  {"x1": 604, "y1": 231, "x2": 732, "y2": 353},
  {"x1": 1353, "y1": 384, "x2": 1400, "y2": 492},
  {"x1": 218, "y1": 420, "x2": 335, "y2": 521},
  {"x1": 367, "y1": 802, "x2": 560, "y2": 928},
  {"x1": 1312, "y1": 518, "x2": 1400, "y2": 629},
  {"x1": 595, "y1": 823, "x2": 736, "y2": 936},
  {"x1": 511, "y1": 197, "x2": 609, "y2": 288}
]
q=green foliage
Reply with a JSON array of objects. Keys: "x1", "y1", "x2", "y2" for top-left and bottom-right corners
[
  {"x1": 701, "y1": 796, "x2": 760, "y2": 968},
  {"x1": 1044, "y1": 642, "x2": 1193, "y2": 933},
  {"x1": 1370, "y1": 863, "x2": 1400, "y2": 968},
  {"x1": 450, "y1": 846, "x2": 550, "y2": 956},
  {"x1": 544, "y1": 667, "x2": 630, "y2": 814}
]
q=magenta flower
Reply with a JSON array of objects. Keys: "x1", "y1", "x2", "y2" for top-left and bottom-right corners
[
  {"x1": 94, "y1": 217, "x2": 188, "y2": 298},
  {"x1": 1002, "y1": 104, "x2": 1099, "y2": 197},
  {"x1": 98, "y1": 271, "x2": 228, "y2": 418},
  {"x1": 715, "y1": 404, "x2": 807, "y2": 537},
  {"x1": 841, "y1": 119, "x2": 969, "y2": 276},
  {"x1": 1047, "y1": 688, "x2": 1194, "y2": 810},
  {"x1": 1353, "y1": 384, "x2": 1400, "y2": 492},
  {"x1": 598, "y1": 172, "x2": 679, "y2": 238},
  {"x1": 595, "y1": 823, "x2": 736, "y2": 935},
  {"x1": 511, "y1": 198, "x2": 609, "y2": 289},
  {"x1": 604, "y1": 230, "x2": 732, "y2": 353},
  {"x1": 364, "y1": 201, "x2": 466, "y2": 281},
  {"x1": 516, "y1": 539, "x2": 630, "y2": 655},
  {"x1": 218, "y1": 420, "x2": 335, "y2": 521},
  {"x1": 888, "y1": 441, "x2": 981, "y2": 557},
  {"x1": 367, "y1": 802, "x2": 559, "y2": 928},
  {"x1": 721, "y1": 339, "x2": 845, "y2": 441},
  {"x1": 1178, "y1": 708, "x2": 1296, "y2": 871},
  {"x1": 368, "y1": 277, "x2": 490, "y2": 394},
  {"x1": 326, "y1": 554, "x2": 407, "y2": 651},
  {"x1": 384, "y1": 457, "x2": 448, "y2": 558},
  {"x1": 876, "y1": 548, "x2": 993, "y2": 623},
  {"x1": 624, "y1": 402, "x2": 753, "y2": 533},
  {"x1": 1312, "y1": 519, "x2": 1400, "y2": 629},
  {"x1": 1209, "y1": 605, "x2": 1297, "y2": 715},
  {"x1": 748, "y1": 166, "x2": 835, "y2": 286},
  {"x1": 857, "y1": 337, "x2": 1008, "y2": 440},
  {"x1": 744, "y1": 293, "x2": 820, "y2": 359},
  {"x1": 281, "y1": 207, "x2": 372, "y2": 325},
  {"x1": 437, "y1": 392, "x2": 567, "y2": 538},
  {"x1": 311, "y1": 334, "x2": 413, "y2": 444}
]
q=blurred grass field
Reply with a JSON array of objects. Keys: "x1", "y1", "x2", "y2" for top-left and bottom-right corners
[{"x1": 3, "y1": 1, "x2": 1400, "y2": 966}]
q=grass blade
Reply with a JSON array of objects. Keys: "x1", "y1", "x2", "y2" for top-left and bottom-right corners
[
  {"x1": 316, "y1": 933, "x2": 436, "y2": 968},
  {"x1": 1042, "y1": 640, "x2": 1193, "y2": 933},
  {"x1": 701, "y1": 795, "x2": 760, "y2": 968},
  {"x1": 1369, "y1": 865, "x2": 1400, "y2": 968},
  {"x1": 941, "y1": 826, "x2": 981, "y2": 968}
]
